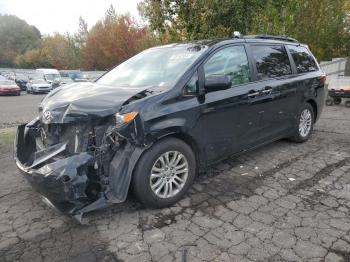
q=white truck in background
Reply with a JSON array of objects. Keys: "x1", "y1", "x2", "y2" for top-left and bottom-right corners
[{"x1": 36, "y1": 68, "x2": 61, "y2": 88}]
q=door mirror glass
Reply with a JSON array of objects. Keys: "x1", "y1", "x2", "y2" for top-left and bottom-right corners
[{"x1": 204, "y1": 75, "x2": 231, "y2": 92}]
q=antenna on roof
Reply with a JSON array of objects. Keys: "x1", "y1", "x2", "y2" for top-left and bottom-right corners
[{"x1": 233, "y1": 31, "x2": 241, "y2": 39}]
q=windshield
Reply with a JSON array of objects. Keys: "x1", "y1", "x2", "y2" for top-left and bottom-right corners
[
  {"x1": 96, "y1": 44, "x2": 208, "y2": 88},
  {"x1": 45, "y1": 74, "x2": 61, "y2": 81}
]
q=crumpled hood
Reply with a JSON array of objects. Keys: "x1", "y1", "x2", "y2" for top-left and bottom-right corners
[{"x1": 39, "y1": 82, "x2": 151, "y2": 124}]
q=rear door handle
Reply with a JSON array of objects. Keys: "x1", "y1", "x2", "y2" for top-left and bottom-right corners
[{"x1": 247, "y1": 91, "x2": 260, "y2": 98}]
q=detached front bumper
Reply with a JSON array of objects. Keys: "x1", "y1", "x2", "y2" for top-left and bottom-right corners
[{"x1": 14, "y1": 124, "x2": 108, "y2": 222}]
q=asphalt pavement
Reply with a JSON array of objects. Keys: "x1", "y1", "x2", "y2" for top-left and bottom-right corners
[
  {"x1": 0, "y1": 95, "x2": 350, "y2": 262},
  {"x1": 0, "y1": 92, "x2": 45, "y2": 129}
]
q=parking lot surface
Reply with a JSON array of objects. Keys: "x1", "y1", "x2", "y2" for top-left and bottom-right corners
[
  {"x1": 0, "y1": 95, "x2": 349, "y2": 262},
  {"x1": 0, "y1": 93, "x2": 45, "y2": 129}
]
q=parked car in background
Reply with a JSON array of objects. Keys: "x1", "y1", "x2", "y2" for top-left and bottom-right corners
[
  {"x1": 59, "y1": 70, "x2": 90, "y2": 82},
  {"x1": 26, "y1": 78, "x2": 52, "y2": 94},
  {"x1": 60, "y1": 77, "x2": 74, "y2": 86},
  {"x1": 3, "y1": 71, "x2": 16, "y2": 80},
  {"x1": 59, "y1": 70, "x2": 81, "y2": 80},
  {"x1": 36, "y1": 68, "x2": 61, "y2": 88},
  {"x1": 14, "y1": 74, "x2": 28, "y2": 91},
  {"x1": 15, "y1": 35, "x2": 325, "y2": 222},
  {"x1": 0, "y1": 79, "x2": 21, "y2": 96}
]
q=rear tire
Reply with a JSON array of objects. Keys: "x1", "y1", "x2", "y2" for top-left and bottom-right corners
[
  {"x1": 289, "y1": 103, "x2": 314, "y2": 143},
  {"x1": 132, "y1": 137, "x2": 196, "y2": 208}
]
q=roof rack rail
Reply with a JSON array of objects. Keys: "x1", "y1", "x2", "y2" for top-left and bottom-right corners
[{"x1": 244, "y1": 34, "x2": 299, "y2": 43}]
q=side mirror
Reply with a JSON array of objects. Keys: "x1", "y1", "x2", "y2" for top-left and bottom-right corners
[{"x1": 204, "y1": 75, "x2": 231, "y2": 93}]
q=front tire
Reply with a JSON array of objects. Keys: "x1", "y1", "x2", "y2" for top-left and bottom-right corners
[
  {"x1": 132, "y1": 137, "x2": 196, "y2": 208},
  {"x1": 289, "y1": 103, "x2": 314, "y2": 143}
]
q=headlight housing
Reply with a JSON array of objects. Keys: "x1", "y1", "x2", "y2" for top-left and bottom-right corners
[{"x1": 115, "y1": 112, "x2": 138, "y2": 128}]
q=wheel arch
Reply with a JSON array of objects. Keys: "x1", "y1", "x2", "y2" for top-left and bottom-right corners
[
  {"x1": 306, "y1": 98, "x2": 318, "y2": 123},
  {"x1": 157, "y1": 131, "x2": 201, "y2": 171}
]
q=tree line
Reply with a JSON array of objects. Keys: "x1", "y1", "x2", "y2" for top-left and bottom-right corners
[
  {"x1": 1, "y1": 1, "x2": 349, "y2": 70},
  {"x1": 138, "y1": 0, "x2": 350, "y2": 61},
  {"x1": 0, "y1": 5, "x2": 159, "y2": 70}
]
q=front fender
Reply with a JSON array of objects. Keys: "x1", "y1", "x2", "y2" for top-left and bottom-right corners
[{"x1": 106, "y1": 143, "x2": 149, "y2": 203}]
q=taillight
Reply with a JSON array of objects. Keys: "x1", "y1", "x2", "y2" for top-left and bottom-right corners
[{"x1": 320, "y1": 74, "x2": 327, "y2": 85}]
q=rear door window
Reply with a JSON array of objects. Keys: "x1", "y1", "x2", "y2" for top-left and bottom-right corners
[
  {"x1": 287, "y1": 45, "x2": 318, "y2": 73},
  {"x1": 251, "y1": 45, "x2": 292, "y2": 80}
]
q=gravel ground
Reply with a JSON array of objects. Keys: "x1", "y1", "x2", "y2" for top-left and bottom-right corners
[{"x1": 0, "y1": 96, "x2": 350, "y2": 262}]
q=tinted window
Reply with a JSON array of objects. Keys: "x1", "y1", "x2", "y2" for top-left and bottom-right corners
[
  {"x1": 287, "y1": 45, "x2": 318, "y2": 73},
  {"x1": 204, "y1": 45, "x2": 250, "y2": 86},
  {"x1": 252, "y1": 45, "x2": 292, "y2": 80}
]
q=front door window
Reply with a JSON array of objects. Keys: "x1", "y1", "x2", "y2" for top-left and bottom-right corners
[{"x1": 204, "y1": 45, "x2": 250, "y2": 87}]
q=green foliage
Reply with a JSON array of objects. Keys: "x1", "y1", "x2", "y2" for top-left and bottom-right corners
[
  {"x1": 0, "y1": 15, "x2": 41, "y2": 67},
  {"x1": 138, "y1": 0, "x2": 350, "y2": 60},
  {"x1": 15, "y1": 33, "x2": 81, "y2": 69}
]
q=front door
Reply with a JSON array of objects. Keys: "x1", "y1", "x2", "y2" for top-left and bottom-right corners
[{"x1": 190, "y1": 45, "x2": 265, "y2": 163}]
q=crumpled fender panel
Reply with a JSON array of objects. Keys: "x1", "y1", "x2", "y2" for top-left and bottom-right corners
[{"x1": 105, "y1": 143, "x2": 147, "y2": 202}]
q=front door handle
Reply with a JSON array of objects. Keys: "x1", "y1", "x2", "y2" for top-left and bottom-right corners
[
  {"x1": 262, "y1": 86, "x2": 273, "y2": 94},
  {"x1": 262, "y1": 89, "x2": 272, "y2": 94}
]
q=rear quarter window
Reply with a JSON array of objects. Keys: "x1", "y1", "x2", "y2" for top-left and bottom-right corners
[
  {"x1": 287, "y1": 45, "x2": 318, "y2": 73},
  {"x1": 251, "y1": 45, "x2": 292, "y2": 80}
]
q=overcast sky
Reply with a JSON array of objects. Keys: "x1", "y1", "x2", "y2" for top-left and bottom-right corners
[{"x1": 0, "y1": 0, "x2": 142, "y2": 35}]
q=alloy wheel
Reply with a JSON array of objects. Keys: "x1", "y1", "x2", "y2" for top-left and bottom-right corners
[
  {"x1": 299, "y1": 108, "x2": 312, "y2": 137},
  {"x1": 149, "y1": 151, "x2": 189, "y2": 199}
]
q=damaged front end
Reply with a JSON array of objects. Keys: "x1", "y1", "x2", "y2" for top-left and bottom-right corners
[{"x1": 14, "y1": 115, "x2": 146, "y2": 223}]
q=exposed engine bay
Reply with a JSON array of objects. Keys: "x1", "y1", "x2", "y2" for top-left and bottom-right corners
[
  {"x1": 15, "y1": 115, "x2": 147, "y2": 223},
  {"x1": 14, "y1": 82, "x2": 157, "y2": 223}
]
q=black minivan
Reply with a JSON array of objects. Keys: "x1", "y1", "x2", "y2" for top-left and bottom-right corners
[{"x1": 15, "y1": 35, "x2": 326, "y2": 221}]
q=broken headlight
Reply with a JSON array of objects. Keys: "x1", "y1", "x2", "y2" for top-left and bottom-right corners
[{"x1": 115, "y1": 112, "x2": 138, "y2": 128}]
